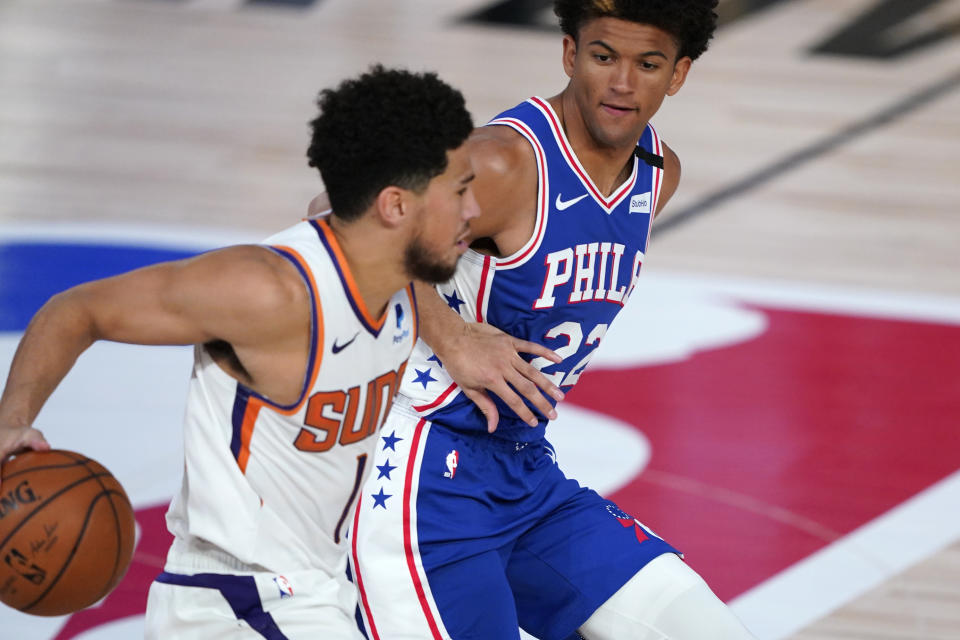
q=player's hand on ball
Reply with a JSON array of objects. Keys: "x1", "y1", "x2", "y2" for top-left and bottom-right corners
[
  {"x1": 443, "y1": 322, "x2": 564, "y2": 432},
  {"x1": 0, "y1": 425, "x2": 51, "y2": 487}
]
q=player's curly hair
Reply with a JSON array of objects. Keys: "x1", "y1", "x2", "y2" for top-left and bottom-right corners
[
  {"x1": 554, "y1": 0, "x2": 719, "y2": 61},
  {"x1": 307, "y1": 65, "x2": 473, "y2": 221}
]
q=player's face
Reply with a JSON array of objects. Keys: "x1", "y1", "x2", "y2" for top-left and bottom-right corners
[
  {"x1": 562, "y1": 17, "x2": 691, "y2": 150},
  {"x1": 404, "y1": 144, "x2": 478, "y2": 284}
]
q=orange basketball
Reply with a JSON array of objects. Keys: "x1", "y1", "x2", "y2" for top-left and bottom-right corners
[{"x1": 0, "y1": 449, "x2": 136, "y2": 616}]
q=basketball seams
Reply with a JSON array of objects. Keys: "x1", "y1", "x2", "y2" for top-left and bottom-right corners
[
  {"x1": 73, "y1": 456, "x2": 131, "y2": 604},
  {"x1": 1, "y1": 458, "x2": 92, "y2": 482},
  {"x1": 20, "y1": 489, "x2": 123, "y2": 613},
  {"x1": 0, "y1": 450, "x2": 135, "y2": 615},
  {"x1": 0, "y1": 471, "x2": 115, "y2": 552}
]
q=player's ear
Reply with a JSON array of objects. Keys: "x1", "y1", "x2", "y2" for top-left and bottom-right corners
[
  {"x1": 374, "y1": 186, "x2": 407, "y2": 228},
  {"x1": 667, "y1": 56, "x2": 692, "y2": 96},
  {"x1": 561, "y1": 34, "x2": 577, "y2": 78}
]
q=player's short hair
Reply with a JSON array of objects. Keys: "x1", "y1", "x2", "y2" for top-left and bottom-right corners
[
  {"x1": 554, "y1": 0, "x2": 719, "y2": 61},
  {"x1": 307, "y1": 65, "x2": 473, "y2": 221}
]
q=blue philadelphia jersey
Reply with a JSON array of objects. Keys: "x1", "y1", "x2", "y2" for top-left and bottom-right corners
[{"x1": 396, "y1": 96, "x2": 665, "y2": 441}]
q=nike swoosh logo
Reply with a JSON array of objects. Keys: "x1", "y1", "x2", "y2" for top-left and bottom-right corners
[
  {"x1": 332, "y1": 332, "x2": 359, "y2": 354},
  {"x1": 555, "y1": 193, "x2": 588, "y2": 211}
]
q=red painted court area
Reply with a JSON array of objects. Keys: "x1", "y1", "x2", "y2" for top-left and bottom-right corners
[{"x1": 572, "y1": 305, "x2": 960, "y2": 600}]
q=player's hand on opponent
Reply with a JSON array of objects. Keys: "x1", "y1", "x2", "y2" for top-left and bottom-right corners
[
  {"x1": 442, "y1": 322, "x2": 564, "y2": 433},
  {"x1": 0, "y1": 423, "x2": 51, "y2": 488}
]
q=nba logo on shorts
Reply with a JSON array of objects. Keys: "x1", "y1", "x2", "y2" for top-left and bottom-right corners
[
  {"x1": 274, "y1": 575, "x2": 294, "y2": 598},
  {"x1": 444, "y1": 450, "x2": 459, "y2": 479},
  {"x1": 629, "y1": 192, "x2": 651, "y2": 214}
]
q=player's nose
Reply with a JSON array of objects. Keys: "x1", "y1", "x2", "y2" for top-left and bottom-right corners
[{"x1": 461, "y1": 187, "x2": 481, "y2": 222}]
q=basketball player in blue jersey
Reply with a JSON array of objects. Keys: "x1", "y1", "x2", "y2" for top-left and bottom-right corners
[
  {"x1": 350, "y1": 2, "x2": 757, "y2": 639},
  {"x1": 0, "y1": 66, "x2": 480, "y2": 638}
]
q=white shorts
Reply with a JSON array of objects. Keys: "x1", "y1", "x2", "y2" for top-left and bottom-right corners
[{"x1": 145, "y1": 538, "x2": 363, "y2": 640}]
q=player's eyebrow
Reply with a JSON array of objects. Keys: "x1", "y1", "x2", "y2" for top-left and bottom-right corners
[
  {"x1": 587, "y1": 40, "x2": 668, "y2": 60},
  {"x1": 459, "y1": 173, "x2": 476, "y2": 185}
]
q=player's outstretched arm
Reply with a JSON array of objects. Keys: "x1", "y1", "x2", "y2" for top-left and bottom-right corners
[
  {"x1": 0, "y1": 245, "x2": 307, "y2": 473},
  {"x1": 413, "y1": 280, "x2": 564, "y2": 433}
]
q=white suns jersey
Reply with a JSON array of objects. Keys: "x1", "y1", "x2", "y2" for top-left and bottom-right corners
[{"x1": 165, "y1": 217, "x2": 417, "y2": 577}]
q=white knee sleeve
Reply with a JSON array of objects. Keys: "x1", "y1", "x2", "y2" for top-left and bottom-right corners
[{"x1": 578, "y1": 554, "x2": 756, "y2": 640}]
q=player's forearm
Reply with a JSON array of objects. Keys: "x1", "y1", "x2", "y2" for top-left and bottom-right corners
[
  {"x1": 412, "y1": 279, "x2": 468, "y2": 357},
  {"x1": 0, "y1": 292, "x2": 97, "y2": 428}
]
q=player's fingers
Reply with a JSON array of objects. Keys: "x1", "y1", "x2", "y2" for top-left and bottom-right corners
[
  {"x1": 513, "y1": 338, "x2": 562, "y2": 364},
  {"x1": 488, "y1": 381, "x2": 539, "y2": 428},
  {"x1": 461, "y1": 388, "x2": 500, "y2": 433},
  {"x1": 506, "y1": 370, "x2": 558, "y2": 421},
  {"x1": 0, "y1": 429, "x2": 49, "y2": 488},
  {"x1": 514, "y1": 358, "x2": 565, "y2": 402},
  {"x1": 25, "y1": 430, "x2": 51, "y2": 452}
]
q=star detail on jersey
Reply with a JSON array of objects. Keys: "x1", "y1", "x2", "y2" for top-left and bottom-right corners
[
  {"x1": 376, "y1": 459, "x2": 397, "y2": 480},
  {"x1": 427, "y1": 354, "x2": 443, "y2": 368},
  {"x1": 554, "y1": 192, "x2": 589, "y2": 211},
  {"x1": 371, "y1": 487, "x2": 392, "y2": 510},
  {"x1": 413, "y1": 368, "x2": 437, "y2": 389},
  {"x1": 381, "y1": 431, "x2": 402, "y2": 451},
  {"x1": 444, "y1": 290, "x2": 466, "y2": 314}
]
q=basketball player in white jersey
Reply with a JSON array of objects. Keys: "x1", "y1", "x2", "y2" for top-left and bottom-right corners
[
  {"x1": 348, "y1": 3, "x2": 757, "y2": 639},
  {"x1": 0, "y1": 66, "x2": 481, "y2": 638}
]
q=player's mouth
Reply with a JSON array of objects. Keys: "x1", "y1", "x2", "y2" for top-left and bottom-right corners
[
  {"x1": 600, "y1": 103, "x2": 637, "y2": 116},
  {"x1": 455, "y1": 228, "x2": 471, "y2": 250}
]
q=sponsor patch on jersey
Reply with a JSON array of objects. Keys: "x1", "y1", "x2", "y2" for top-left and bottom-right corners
[
  {"x1": 393, "y1": 302, "x2": 410, "y2": 343},
  {"x1": 274, "y1": 575, "x2": 294, "y2": 598},
  {"x1": 444, "y1": 449, "x2": 459, "y2": 478},
  {"x1": 629, "y1": 192, "x2": 651, "y2": 214}
]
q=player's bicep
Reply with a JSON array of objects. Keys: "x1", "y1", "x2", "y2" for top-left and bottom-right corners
[{"x1": 73, "y1": 246, "x2": 299, "y2": 347}]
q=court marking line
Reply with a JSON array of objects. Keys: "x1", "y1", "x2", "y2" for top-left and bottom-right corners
[
  {"x1": 655, "y1": 67, "x2": 960, "y2": 235},
  {"x1": 730, "y1": 469, "x2": 960, "y2": 639}
]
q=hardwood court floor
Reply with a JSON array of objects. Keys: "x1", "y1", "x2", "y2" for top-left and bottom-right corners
[{"x1": 1, "y1": 1, "x2": 959, "y2": 638}]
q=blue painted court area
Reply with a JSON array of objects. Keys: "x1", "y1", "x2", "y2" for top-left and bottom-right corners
[{"x1": 0, "y1": 243, "x2": 197, "y2": 332}]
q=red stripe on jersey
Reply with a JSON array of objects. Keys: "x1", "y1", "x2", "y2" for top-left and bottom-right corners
[
  {"x1": 649, "y1": 125, "x2": 664, "y2": 215},
  {"x1": 490, "y1": 117, "x2": 549, "y2": 269},
  {"x1": 411, "y1": 382, "x2": 459, "y2": 413},
  {"x1": 529, "y1": 96, "x2": 638, "y2": 211},
  {"x1": 475, "y1": 255, "x2": 493, "y2": 322},
  {"x1": 351, "y1": 493, "x2": 382, "y2": 640},
  {"x1": 404, "y1": 419, "x2": 444, "y2": 639}
]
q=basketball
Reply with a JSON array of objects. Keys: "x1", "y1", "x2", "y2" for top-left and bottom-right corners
[{"x1": 0, "y1": 450, "x2": 136, "y2": 616}]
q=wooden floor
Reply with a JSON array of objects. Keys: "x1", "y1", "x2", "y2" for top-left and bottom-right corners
[{"x1": 1, "y1": 0, "x2": 959, "y2": 638}]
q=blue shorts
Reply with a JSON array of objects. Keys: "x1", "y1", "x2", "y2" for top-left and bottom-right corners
[{"x1": 350, "y1": 410, "x2": 678, "y2": 640}]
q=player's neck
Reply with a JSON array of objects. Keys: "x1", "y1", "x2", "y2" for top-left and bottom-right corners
[
  {"x1": 326, "y1": 215, "x2": 408, "y2": 321},
  {"x1": 550, "y1": 93, "x2": 640, "y2": 198}
]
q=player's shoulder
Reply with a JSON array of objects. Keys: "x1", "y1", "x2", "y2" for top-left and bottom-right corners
[
  {"x1": 468, "y1": 125, "x2": 536, "y2": 183},
  {"x1": 200, "y1": 244, "x2": 309, "y2": 311}
]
